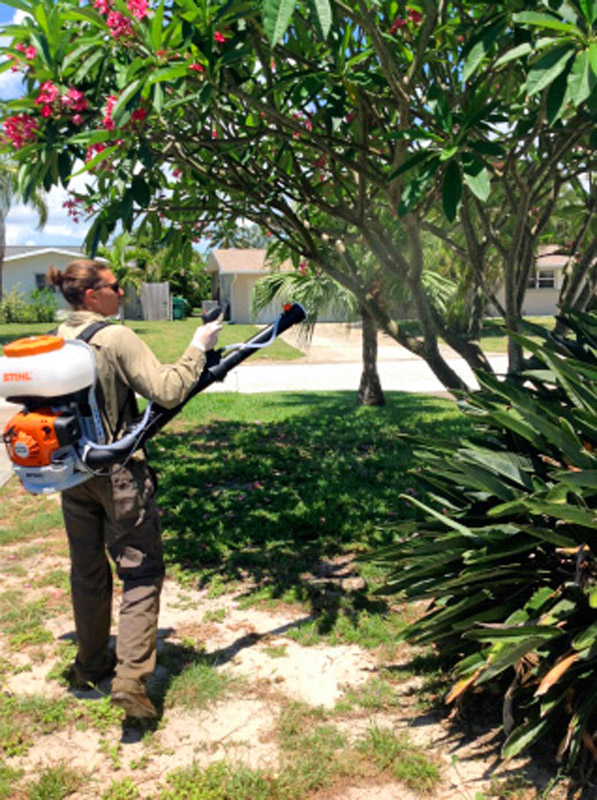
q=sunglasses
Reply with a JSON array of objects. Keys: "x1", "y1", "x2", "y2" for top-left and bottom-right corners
[{"x1": 94, "y1": 280, "x2": 121, "y2": 294}]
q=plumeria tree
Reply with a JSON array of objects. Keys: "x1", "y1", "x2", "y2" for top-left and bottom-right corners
[{"x1": 0, "y1": 0, "x2": 594, "y2": 390}]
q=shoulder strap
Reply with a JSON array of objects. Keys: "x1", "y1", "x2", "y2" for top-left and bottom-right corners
[
  {"x1": 47, "y1": 321, "x2": 111, "y2": 341},
  {"x1": 76, "y1": 320, "x2": 139, "y2": 442},
  {"x1": 76, "y1": 321, "x2": 112, "y2": 343}
]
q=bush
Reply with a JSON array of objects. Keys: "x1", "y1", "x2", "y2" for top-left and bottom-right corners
[
  {"x1": 0, "y1": 287, "x2": 57, "y2": 324},
  {"x1": 374, "y1": 311, "x2": 597, "y2": 767},
  {"x1": 27, "y1": 288, "x2": 58, "y2": 323},
  {"x1": 0, "y1": 287, "x2": 27, "y2": 323}
]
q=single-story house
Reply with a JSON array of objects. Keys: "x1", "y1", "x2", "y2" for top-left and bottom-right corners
[
  {"x1": 205, "y1": 248, "x2": 293, "y2": 324},
  {"x1": 208, "y1": 246, "x2": 577, "y2": 324},
  {"x1": 494, "y1": 244, "x2": 572, "y2": 316},
  {"x1": 1, "y1": 245, "x2": 85, "y2": 311}
]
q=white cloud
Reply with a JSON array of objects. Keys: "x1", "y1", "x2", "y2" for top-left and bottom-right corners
[
  {"x1": 0, "y1": 68, "x2": 24, "y2": 101},
  {"x1": 6, "y1": 183, "x2": 90, "y2": 246}
]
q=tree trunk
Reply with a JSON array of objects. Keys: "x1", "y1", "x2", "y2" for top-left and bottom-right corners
[
  {"x1": 357, "y1": 305, "x2": 385, "y2": 406},
  {"x1": 0, "y1": 210, "x2": 4, "y2": 302}
]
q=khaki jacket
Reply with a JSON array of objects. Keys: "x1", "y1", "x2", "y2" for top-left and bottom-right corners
[{"x1": 58, "y1": 312, "x2": 206, "y2": 443}]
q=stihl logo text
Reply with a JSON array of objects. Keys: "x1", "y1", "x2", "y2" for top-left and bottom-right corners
[{"x1": 3, "y1": 372, "x2": 33, "y2": 382}]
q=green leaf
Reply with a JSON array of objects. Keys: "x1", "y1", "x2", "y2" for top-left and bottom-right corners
[
  {"x1": 526, "y1": 45, "x2": 576, "y2": 96},
  {"x1": 310, "y1": 0, "x2": 332, "y2": 39},
  {"x1": 148, "y1": 63, "x2": 193, "y2": 85},
  {"x1": 579, "y1": 0, "x2": 597, "y2": 24},
  {"x1": 0, "y1": 0, "x2": 32, "y2": 11},
  {"x1": 112, "y1": 78, "x2": 144, "y2": 121},
  {"x1": 462, "y1": 157, "x2": 490, "y2": 202},
  {"x1": 546, "y1": 66, "x2": 570, "y2": 123},
  {"x1": 589, "y1": 42, "x2": 597, "y2": 75},
  {"x1": 462, "y1": 22, "x2": 503, "y2": 83},
  {"x1": 552, "y1": 470, "x2": 597, "y2": 487},
  {"x1": 72, "y1": 48, "x2": 105, "y2": 85},
  {"x1": 442, "y1": 160, "x2": 462, "y2": 222},
  {"x1": 63, "y1": 40, "x2": 100, "y2": 72},
  {"x1": 572, "y1": 622, "x2": 597, "y2": 651},
  {"x1": 494, "y1": 42, "x2": 533, "y2": 68},
  {"x1": 568, "y1": 50, "x2": 595, "y2": 107},
  {"x1": 502, "y1": 712, "x2": 558, "y2": 759},
  {"x1": 151, "y1": 0, "x2": 165, "y2": 51},
  {"x1": 262, "y1": 0, "x2": 296, "y2": 46},
  {"x1": 465, "y1": 624, "x2": 563, "y2": 643},
  {"x1": 513, "y1": 11, "x2": 581, "y2": 35},
  {"x1": 131, "y1": 175, "x2": 151, "y2": 208}
]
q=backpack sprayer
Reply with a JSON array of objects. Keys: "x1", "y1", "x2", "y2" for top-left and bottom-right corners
[{"x1": 1, "y1": 302, "x2": 306, "y2": 494}]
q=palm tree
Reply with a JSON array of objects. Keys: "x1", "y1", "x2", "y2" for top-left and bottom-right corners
[
  {"x1": 253, "y1": 267, "x2": 386, "y2": 406},
  {"x1": 0, "y1": 157, "x2": 48, "y2": 300}
]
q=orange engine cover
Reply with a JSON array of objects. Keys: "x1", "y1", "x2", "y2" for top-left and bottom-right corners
[{"x1": 3, "y1": 408, "x2": 64, "y2": 467}]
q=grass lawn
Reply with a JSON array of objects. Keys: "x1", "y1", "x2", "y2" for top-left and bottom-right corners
[
  {"x1": 0, "y1": 318, "x2": 302, "y2": 361},
  {"x1": 0, "y1": 314, "x2": 555, "y2": 357},
  {"x1": 150, "y1": 391, "x2": 474, "y2": 596}
]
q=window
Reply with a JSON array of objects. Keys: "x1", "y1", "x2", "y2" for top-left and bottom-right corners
[
  {"x1": 34, "y1": 273, "x2": 54, "y2": 292},
  {"x1": 528, "y1": 269, "x2": 555, "y2": 289},
  {"x1": 538, "y1": 269, "x2": 555, "y2": 289}
]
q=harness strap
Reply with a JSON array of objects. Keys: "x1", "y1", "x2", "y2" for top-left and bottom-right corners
[{"x1": 76, "y1": 321, "x2": 138, "y2": 443}]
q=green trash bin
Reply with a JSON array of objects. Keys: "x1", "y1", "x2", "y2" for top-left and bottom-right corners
[{"x1": 172, "y1": 296, "x2": 186, "y2": 320}]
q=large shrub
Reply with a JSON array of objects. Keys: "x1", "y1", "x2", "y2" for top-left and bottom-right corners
[
  {"x1": 0, "y1": 287, "x2": 57, "y2": 323},
  {"x1": 375, "y1": 311, "x2": 597, "y2": 766}
]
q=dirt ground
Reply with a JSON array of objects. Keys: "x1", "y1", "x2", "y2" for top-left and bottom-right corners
[{"x1": 0, "y1": 534, "x2": 576, "y2": 800}]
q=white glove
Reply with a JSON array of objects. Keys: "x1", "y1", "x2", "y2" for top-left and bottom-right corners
[{"x1": 191, "y1": 320, "x2": 222, "y2": 352}]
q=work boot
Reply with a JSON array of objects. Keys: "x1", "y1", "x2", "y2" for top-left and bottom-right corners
[
  {"x1": 111, "y1": 689, "x2": 158, "y2": 719},
  {"x1": 73, "y1": 649, "x2": 117, "y2": 688}
]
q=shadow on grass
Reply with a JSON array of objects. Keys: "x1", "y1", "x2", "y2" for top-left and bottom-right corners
[{"x1": 151, "y1": 391, "x2": 472, "y2": 617}]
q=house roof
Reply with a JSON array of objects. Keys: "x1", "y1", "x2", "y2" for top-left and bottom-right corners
[
  {"x1": 3, "y1": 245, "x2": 85, "y2": 262},
  {"x1": 536, "y1": 244, "x2": 569, "y2": 269},
  {"x1": 207, "y1": 248, "x2": 292, "y2": 274}
]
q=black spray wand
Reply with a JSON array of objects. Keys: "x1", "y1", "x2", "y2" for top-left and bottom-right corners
[{"x1": 83, "y1": 302, "x2": 306, "y2": 469}]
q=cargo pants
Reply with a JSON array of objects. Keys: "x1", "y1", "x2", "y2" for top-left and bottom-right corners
[{"x1": 61, "y1": 458, "x2": 164, "y2": 695}]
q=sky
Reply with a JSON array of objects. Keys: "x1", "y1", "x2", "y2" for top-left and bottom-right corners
[{"x1": 0, "y1": 3, "x2": 94, "y2": 249}]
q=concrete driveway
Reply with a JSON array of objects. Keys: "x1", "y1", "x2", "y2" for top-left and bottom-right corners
[{"x1": 0, "y1": 323, "x2": 507, "y2": 487}]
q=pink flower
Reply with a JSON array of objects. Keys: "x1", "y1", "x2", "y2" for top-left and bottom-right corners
[
  {"x1": 172, "y1": 167, "x2": 182, "y2": 178},
  {"x1": 86, "y1": 142, "x2": 106, "y2": 161},
  {"x1": 93, "y1": 0, "x2": 112, "y2": 12},
  {"x1": 102, "y1": 94, "x2": 118, "y2": 129},
  {"x1": 40, "y1": 104, "x2": 52, "y2": 118},
  {"x1": 107, "y1": 10, "x2": 133, "y2": 38},
  {"x1": 85, "y1": 142, "x2": 114, "y2": 172},
  {"x1": 390, "y1": 17, "x2": 406, "y2": 33},
  {"x1": 131, "y1": 107, "x2": 147, "y2": 121},
  {"x1": 3, "y1": 113, "x2": 38, "y2": 149},
  {"x1": 214, "y1": 31, "x2": 226, "y2": 43},
  {"x1": 188, "y1": 62, "x2": 204, "y2": 72},
  {"x1": 407, "y1": 7, "x2": 423, "y2": 24},
  {"x1": 127, "y1": 0, "x2": 148, "y2": 20},
  {"x1": 16, "y1": 43, "x2": 36, "y2": 60},
  {"x1": 63, "y1": 88, "x2": 88, "y2": 112},
  {"x1": 72, "y1": 113, "x2": 84, "y2": 125},
  {"x1": 35, "y1": 81, "x2": 60, "y2": 107}
]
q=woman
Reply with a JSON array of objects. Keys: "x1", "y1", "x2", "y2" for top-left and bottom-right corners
[{"x1": 49, "y1": 258, "x2": 221, "y2": 718}]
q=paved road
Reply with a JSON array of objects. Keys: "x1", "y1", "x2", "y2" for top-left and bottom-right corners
[{"x1": 0, "y1": 322, "x2": 508, "y2": 488}]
